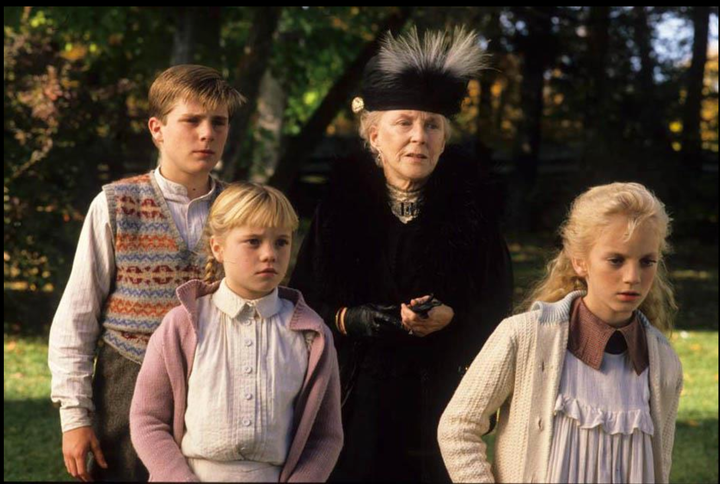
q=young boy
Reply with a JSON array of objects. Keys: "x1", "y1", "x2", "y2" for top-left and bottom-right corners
[{"x1": 48, "y1": 64, "x2": 244, "y2": 481}]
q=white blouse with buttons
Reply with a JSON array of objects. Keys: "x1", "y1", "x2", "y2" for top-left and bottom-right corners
[{"x1": 181, "y1": 280, "x2": 309, "y2": 481}]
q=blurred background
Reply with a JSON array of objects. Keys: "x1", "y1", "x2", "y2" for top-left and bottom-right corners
[{"x1": 4, "y1": 6, "x2": 718, "y2": 482}]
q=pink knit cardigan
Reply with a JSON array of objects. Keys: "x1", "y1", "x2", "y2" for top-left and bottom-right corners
[{"x1": 129, "y1": 280, "x2": 343, "y2": 482}]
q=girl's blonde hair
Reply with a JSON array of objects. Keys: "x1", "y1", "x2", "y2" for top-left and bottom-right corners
[
  {"x1": 203, "y1": 182, "x2": 299, "y2": 283},
  {"x1": 523, "y1": 182, "x2": 677, "y2": 332}
]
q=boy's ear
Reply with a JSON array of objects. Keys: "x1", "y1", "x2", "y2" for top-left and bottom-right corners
[
  {"x1": 210, "y1": 236, "x2": 224, "y2": 263},
  {"x1": 571, "y1": 257, "x2": 588, "y2": 278},
  {"x1": 148, "y1": 117, "x2": 164, "y2": 144}
]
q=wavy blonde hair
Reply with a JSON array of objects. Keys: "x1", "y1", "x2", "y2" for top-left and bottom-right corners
[
  {"x1": 203, "y1": 182, "x2": 299, "y2": 283},
  {"x1": 522, "y1": 182, "x2": 677, "y2": 332}
]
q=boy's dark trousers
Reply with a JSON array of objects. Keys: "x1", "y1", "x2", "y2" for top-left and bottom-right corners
[{"x1": 89, "y1": 342, "x2": 149, "y2": 482}]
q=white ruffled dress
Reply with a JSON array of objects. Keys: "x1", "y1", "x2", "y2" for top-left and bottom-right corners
[{"x1": 548, "y1": 351, "x2": 655, "y2": 483}]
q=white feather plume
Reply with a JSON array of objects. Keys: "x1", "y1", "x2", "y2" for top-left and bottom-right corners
[{"x1": 378, "y1": 26, "x2": 488, "y2": 79}]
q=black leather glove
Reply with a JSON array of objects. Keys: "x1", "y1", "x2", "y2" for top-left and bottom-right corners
[
  {"x1": 343, "y1": 303, "x2": 405, "y2": 338},
  {"x1": 408, "y1": 294, "x2": 443, "y2": 318}
]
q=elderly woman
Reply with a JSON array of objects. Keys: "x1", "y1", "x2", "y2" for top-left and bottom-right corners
[{"x1": 290, "y1": 28, "x2": 513, "y2": 482}]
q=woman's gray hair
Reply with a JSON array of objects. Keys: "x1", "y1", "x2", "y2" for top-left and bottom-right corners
[{"x1": 358, "y1": 110, "x2": 452, "y2": 166}]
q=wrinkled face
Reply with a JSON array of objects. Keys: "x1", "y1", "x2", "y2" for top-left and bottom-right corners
[
  {"x1": 210, "y1": 226, "x2": 292, "y2": 300},
  {"x1": 149, "y1": 98, "x2": 229, "y2": 180},
  {"x1": 370, "y1": 110, "x2": 446, "y2": 188},
  {"x1": 572, "y1": 215, "x2": 661, "y2": 326}
]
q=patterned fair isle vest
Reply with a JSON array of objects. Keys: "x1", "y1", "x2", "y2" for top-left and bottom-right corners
[{"x1": 100, "y1": 172, "x2": 222, "y2": 363}]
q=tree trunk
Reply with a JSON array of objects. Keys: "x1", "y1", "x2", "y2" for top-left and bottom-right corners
[
  {"x1": 508, "y1": 6, "x2": 557, "y2": 231},
  {"x1": 170, "y1": 7, "x2": 222, "y2": 67},
  {"x1": 476, "y1": 8, "x2": 502, "y2": 162},
  {"x1": 171, "y1": 7, "x2": 198, "y2": 65},
  {"x1": 249, "y1": 70, "x2": 287, "y2": 182},
  {"x1": 514, "y1": 7, "x2": 556, "y2": 175},
  {"x1": 583, "y1": 6, "x2": 610, "y2": 145},
  {"x1": 222, "y1": 6, "x2": 283, "y2": 181},
  {"x1": 633, "y1": 7, "x2": 672, "y2": 152},
  {"x1": 579, "y1": 5, "x2": 611, "y2": 181},
  {"x1": 268, "y1": 7, "x2": 413, "y2": 190},
  {"x1": 681, "y1": 6, "x2": 710, "y2": 170}
]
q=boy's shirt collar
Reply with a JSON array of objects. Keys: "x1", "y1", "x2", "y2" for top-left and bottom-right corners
[{"x1": 154, "y1": 168, "x2": 216, "y2": 203}]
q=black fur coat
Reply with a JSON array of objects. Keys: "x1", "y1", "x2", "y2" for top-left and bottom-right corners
[
  {"x1": 290, "y1": 145, "x2": 513, "y2": 387},
  {"x1": 289, "y1": 146, "x2": 513, "y2": 481}
]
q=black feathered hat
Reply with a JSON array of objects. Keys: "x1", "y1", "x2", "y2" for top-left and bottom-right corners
[{"x1": 354, "y1": 27, "x2": 488, "y2": 117}]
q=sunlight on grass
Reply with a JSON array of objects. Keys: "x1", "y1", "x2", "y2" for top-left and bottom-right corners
[{"x1": 4, "y1": 331, "x2": 717, "y2": 482}]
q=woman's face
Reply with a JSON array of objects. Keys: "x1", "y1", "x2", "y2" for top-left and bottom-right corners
[{"x1": 370, "y1": 110, "x2": 446, "y2": 189}]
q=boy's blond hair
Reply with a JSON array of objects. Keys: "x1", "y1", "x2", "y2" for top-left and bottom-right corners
[
  {"x1": 203, "y1": 182, "x2": 299, "y2": 283},
  {"x1": 522, "y1": 182, "x2": 677, "y2": 332},
  {"x1": 148, "y1": 64, "x2": 245, "y2": 122}
]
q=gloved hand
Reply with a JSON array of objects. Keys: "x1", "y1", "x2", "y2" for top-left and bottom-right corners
[
  {"x1": 407, "y1": 294, "x2": 442, "y2": 318},
  {"x1": 343, "y1": 303, "x2": 405, "y2": 338}
]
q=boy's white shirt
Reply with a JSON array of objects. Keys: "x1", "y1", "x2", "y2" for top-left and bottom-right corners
[{"x1": 48, "y1": 169, "x2": 216, "y2": 432}]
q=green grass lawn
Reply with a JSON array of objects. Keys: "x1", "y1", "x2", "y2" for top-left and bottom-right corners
[
  {"x1": 668, "y1": 329, "x2": 719, "y2": 483},
  {"x1": 4, "y1": 237, "x2": 718, "y2": 481},
  {"x1": 5, "y1": 331, "x2": 717, "y2": 482},
  {"x1": 4, "y1": 336, "x2": 68, "y2": 481}
]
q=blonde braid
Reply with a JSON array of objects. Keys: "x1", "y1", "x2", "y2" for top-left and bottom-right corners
[{"x1": 204, "y1": 249, "x2": 220, "y2": 283}]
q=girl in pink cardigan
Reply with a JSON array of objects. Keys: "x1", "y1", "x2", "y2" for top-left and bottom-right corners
[{"x1": 130, "y1": 183, "x2": 342, "y2": 482}]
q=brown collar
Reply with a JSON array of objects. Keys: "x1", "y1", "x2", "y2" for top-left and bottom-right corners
[{"x1": 568, "y1": 297, "x2": 649, "y2": 375}]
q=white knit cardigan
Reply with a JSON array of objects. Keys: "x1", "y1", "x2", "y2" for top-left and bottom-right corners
[{"x1": 438, "y1": 291, "x2": 683, "y2": 483}]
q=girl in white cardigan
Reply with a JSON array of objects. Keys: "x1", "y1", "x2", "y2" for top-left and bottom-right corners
[{"x1": 438, "y1": 182, "x2": 682, "y2": 483}]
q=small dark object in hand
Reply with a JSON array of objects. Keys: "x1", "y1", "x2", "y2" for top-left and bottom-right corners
[{"x1": 408, "y1": 294, "x2": 442, "y2": 318}]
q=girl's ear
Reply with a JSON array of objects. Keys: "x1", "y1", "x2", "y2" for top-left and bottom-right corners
[
  {"x1": 571, "y1": 257, "x2": 588, "y2": 278},
  {"x1": 210, "y1": 236, "x2": 224, "y2": 264}
]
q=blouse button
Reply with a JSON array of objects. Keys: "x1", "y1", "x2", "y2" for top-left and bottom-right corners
[
  {"x1": 245, "y1": 393, "x2": 253, "y2": 400},
  {"x1": 242, "y1": 418, "x2": 251, "y2": 427},
  {"x1": 244, "y1": 366, "x2": 253, "y2": 374},
  {"x1": 537, "y1": 417, "x2": 543, "y2": 431},
  {"x1": 245, "y1": 340, "x2": 253, "y2": 347}
]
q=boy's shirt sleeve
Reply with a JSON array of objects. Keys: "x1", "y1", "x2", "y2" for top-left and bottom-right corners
[{"x1": 48, "y1": 191, "x2": 116, "y2": 432}]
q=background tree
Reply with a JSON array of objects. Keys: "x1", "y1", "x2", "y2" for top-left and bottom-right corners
[{"x1": 4, "y1": 6, "x2": 718, "y2": 333}]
